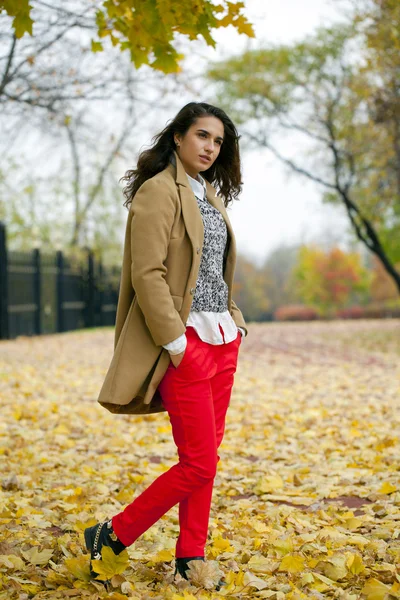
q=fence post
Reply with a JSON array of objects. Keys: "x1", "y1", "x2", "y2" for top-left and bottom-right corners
[
  {"x1": 98, "y1": 257, "x2": 104, "y2": 327},
  {"x1": 0, "y1": 222, "x2": 9, "y2": 340},
  {"x1": 33, "y1": 248, "x2": 41, "y2": 335},
  {"x1": 56, "y1": 250, "x2": 64, "y2": 332},
  {"x1": 86, "y1": 249, "x2": 95, "y2": 328}
]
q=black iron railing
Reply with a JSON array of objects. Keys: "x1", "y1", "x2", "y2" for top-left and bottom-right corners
[{"x1": 0, "y1": 221, "x2": 120, "y2": 340}]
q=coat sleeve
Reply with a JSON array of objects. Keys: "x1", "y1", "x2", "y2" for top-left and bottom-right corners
[
  {"x1": 130, "y1": 177, "x2": 187, "y2": 347},
  {"x1": 231, "y1": 299, "x2": 248, "y2": 337}
]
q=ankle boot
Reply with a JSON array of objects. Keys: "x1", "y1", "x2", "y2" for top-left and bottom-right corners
[
  {"x1": 84, "y1": 519, "x2": 126, "y2": 584},
  {"x1": 174, "y1": 556, "x2": 205, "y2": 580},
  {"x1": 174, "y1": 556, "x2": 227, "y2": 591}
]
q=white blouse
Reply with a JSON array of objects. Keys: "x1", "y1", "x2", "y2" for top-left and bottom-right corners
[{"x1": 162, "y1": 171, "x2": 246, "y2": 355}]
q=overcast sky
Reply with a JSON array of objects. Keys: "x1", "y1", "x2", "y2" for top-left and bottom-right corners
[
  {"x1": 3, "y1": 0, "x2": 357, "y2": 264},
  {"x1": 171, "y1": 0, "x2": 354, "y2": 267}
]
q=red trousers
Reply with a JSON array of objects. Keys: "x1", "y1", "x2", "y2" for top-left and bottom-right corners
[{"x1": 112, "y1": 324, "x2": 242, "y2": 557}]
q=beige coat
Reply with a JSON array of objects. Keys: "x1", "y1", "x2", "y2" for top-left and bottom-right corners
[{"x1": 97, "y1": 150, "x2": 248, "y2": 415}]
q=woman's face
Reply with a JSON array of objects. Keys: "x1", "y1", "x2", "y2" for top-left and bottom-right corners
[{"x1": 174, "y1": 115, "x2": 224, "y2": 179}]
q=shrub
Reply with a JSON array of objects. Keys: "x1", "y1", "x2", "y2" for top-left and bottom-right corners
[
  {"x1": 363, "y1": 304, "x2": 400, "y2": 318},
  {"x1": 274, "y1": 304, "x2": 319, "y2": 321},
  {"x1": 336, "y1": 306, "x2": 365, "y2": 319}
]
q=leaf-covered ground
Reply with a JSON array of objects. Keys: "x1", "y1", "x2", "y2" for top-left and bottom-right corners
[{"x1": 0, "y1": 319, "x2": 399, "y2": 599}]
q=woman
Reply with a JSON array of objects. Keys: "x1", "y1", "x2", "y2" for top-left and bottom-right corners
[{"x1": 85, "y1": 102, "x2": 248, "y2": 589}]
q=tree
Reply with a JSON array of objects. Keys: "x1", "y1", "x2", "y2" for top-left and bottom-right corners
[
  {"x1": 259, "y1": 244, "x2": 302, "y2": 313},
  {"x1": 369, "y1": 255, "x2": 400, "y2": 303},
  {"x1": 206, "y1": 15, "x2": 400, "y2": 294},
  {"x1": 233, "y1": 255, "x2": 270, "y2": 322},
  {"x1": 0, "y1": 2, "x2": 150, "y2": 115},
  {"x1": 0, "y1": 2, "x2": 182, "y2": 254},
  {"x1": 291, "y1": 245, "x2": 371, "y2": 316},
  {"x1": 0, "y1": 1, "x2": 254, "y2": 253},
  {"x1": 352, "y1": 0, "x2": 400, "y2": 264},
  {"x1": 0, "y1": 0, "x2": 254, "y2": 73}
]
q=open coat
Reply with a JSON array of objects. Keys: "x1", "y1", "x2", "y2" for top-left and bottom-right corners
[{"x1": 97, "y1": 150, "x2": 248, "y2": 415}]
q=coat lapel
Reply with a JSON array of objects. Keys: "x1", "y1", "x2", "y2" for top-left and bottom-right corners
[
  {"x1": 168, "y1": 150, "x2": 236, "y2": 302},
  {"x1": 167, "y1": 150, "x2": 236, "y2": 282}
]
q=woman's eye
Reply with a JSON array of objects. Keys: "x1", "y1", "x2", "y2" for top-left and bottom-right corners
[{"x1": 198, "y1": 132, "x2": 222, "y2": 145}]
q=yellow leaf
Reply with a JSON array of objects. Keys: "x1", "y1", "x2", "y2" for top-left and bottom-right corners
[
  {"x1": 91, "y1": 547, "x2": 129, "y2": 579},
  {"x1": 45, "y1": 570, "x2": 70, "y2": 586},
  {"x1": 278, "y1": 553, "x2": 305, "y2": 573},
  {"x1": 91, "y1": 40, "x2": 103, "y2": 52},
  {"x1": 151, "y1": 549, "x2": 174, "y2": 562},
  {"x1": 74, "y1": 517, "x2": 98, "y2": 531},
  {"x1": 243, "y1": 570, "x2": 268, "y2": 590},
  {"x1": 256, "y1": 475, "x2": 284, "y2": 494},
  {"x1": 209, "y1": 536, "x2": 234, "y2": 555},
  {"x1": 379, "y1": 482, "x2": 397, "y2": 494},
  {"x1": 344, "y1": 517, "x2": 363, "y2": 530},
  {"x1": 185, "y1": 559, "x2": 223, "y2": 589},
  {"x1": 224, "y1": 570, "x2": 238, "y2": 585},
  {"x1": 250, "y1": 518, "x2": 269, "y2": 533},
  {"x1": 301, "y1": 572, "x2": 315, "y2": 585},
  {"x1": 235, "y1": 570, "x2": 245, "y2": 586},
  {"x1": 272, "y1": 536, "x2": 294, "y2": 555},
  {"x1": 20, "y1": 584, "x2": 40, "y2": 594},
  {"x1": 361, "y1": 578, "x2": 391, "y2": 600},
  {"x1": 313, "y1": 572, "x2": 337, "y2": 585},
  {"x1": 346, "y1": 534, "x2": 370, "y2": 548},
  {"x1": 116, "y1": 487, "x2": 134, "y2": 504},
  {"x1": 247, "y1": 554, "x2": 276, "y2": 573},
  {"x1": 128, "y1": 474, "x2": 144, "y2": 484},
  {"x1": 390, "y1": 582, "x2": 400, "y2": 595},
  {"x1": 21, "y1": 547, "x2": 53, "y2": 565},
  {"x1": 121, "y1": 581, "x2": 134, "y2": 594},
  {"x1": 0, "y1": 555, "x2": 24, "y2": 569},
  {"x1": 346, "y1": 553, "x2": 365, "y2": 575},
  {"x1": 233, "y1": 14, "x2": 255, "y2": 38},
  {"x1": 64, "y1": 555, "x2": 91, "y2": 581},
  {"x1": 311, "y1": 581, "x2": 331, "y2": 593},
  {"x1": 316, "y1": 556, "x2": 347, "y2": 582}
]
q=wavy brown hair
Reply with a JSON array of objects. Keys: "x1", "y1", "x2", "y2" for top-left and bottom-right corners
[{"x1": 120, "y1": 102, "x2": 242, "y2": 210}]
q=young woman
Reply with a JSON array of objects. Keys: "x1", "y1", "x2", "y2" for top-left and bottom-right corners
[{"x1": 85, "y1": 102, "x2": 248, "y2": 590}]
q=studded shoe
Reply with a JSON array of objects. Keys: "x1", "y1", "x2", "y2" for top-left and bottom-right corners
[
  {"x1": 84, "y1": 519, "x2": 126, "y2": 583},
  {"x1": 174, "y1": 556, "x2": 227, "y2": 591}
]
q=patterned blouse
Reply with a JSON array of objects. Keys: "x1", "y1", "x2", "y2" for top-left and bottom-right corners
[{"x1": 162, "y1": 154, "x2": 245, "y2": 355}]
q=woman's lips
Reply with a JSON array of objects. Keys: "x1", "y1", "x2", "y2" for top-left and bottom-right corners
[{"x1": 199, "y1": 155, "x2": 211, "y2": 163}]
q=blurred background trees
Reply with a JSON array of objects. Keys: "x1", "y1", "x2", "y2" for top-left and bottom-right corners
[
  {"x1": 1, "y1": 0, "x2": 399, "y2": 322},
  {"x1": 207, "y1": 0, "x2": 400, "y2": 295},
  {"x1": 0, "y1": 0, "x2": 254, "y2": 262}
]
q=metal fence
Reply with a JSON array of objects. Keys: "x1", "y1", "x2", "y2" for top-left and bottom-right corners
[{"x1": 0, "y1": 221, "x2": 120, "y2": 340}]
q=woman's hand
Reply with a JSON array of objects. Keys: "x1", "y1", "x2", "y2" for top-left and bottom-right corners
[{"x1": 170, "y1": 349, "x2": 185, "y2": 368}]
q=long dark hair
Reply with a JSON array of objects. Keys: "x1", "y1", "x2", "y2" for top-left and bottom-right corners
[{"x1": 120, "y1": 102, "x2": 242, "y2": 210}]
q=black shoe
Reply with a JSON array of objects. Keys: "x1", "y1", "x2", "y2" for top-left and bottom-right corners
[
  {"x1": 174, "y1": 556, "x2": 205, "y2": 580},
  {"x1": 84, "y1": 519, "x2": 126, "y2": 584},
  {"x1": 174, "y1": 556, "x2": 227, "y2": 591}
]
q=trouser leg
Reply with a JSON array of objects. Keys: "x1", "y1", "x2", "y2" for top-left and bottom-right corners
[
  {"x1": 111, "y1": 327, "x2": 218, "y2": 548},
  {"x1": 175, "y1": 324, "x2": 242, "y2": 558}
]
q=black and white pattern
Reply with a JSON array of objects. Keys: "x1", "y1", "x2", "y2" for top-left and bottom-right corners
[
  {"x1": 190, "y1": 191, "x2": 229, "y2": 312},
  {"x1": 161, "y1": 154, "x2": 243, "y2": 354}
]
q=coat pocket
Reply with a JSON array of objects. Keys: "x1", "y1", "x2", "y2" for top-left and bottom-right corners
[{"x1": 171, "y1": 294, "x2": 183, "y2": 312}]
